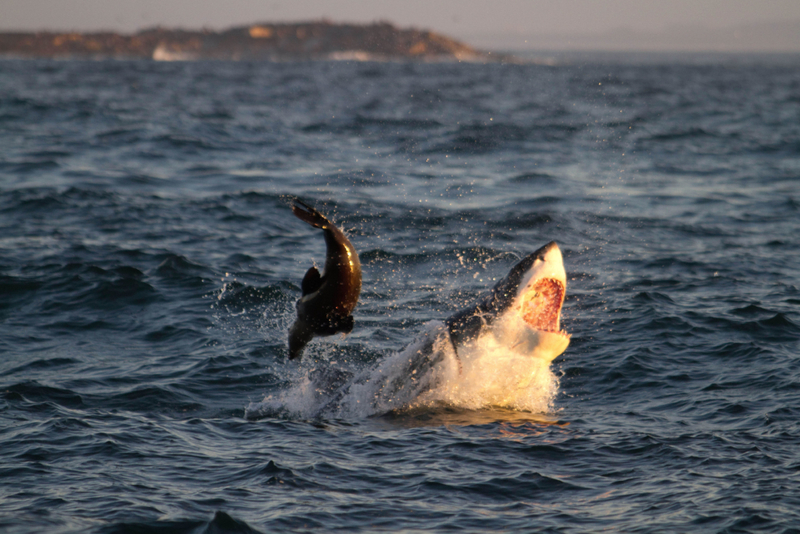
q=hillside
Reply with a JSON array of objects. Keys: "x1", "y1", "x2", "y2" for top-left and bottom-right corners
[{"x1": 0, "y1": 21, "x2": 490, "y2": 61}]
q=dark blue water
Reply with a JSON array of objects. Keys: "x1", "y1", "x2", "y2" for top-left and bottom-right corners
[{"x1": 1, "y1": 54, "x2": 799, "y2": 533}]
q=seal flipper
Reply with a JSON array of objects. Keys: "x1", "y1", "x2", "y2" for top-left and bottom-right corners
[
  {"x1": 335, "y1": 314, "x2": 355, "y2": 334},
  {"x1": 316, "y1": 314, "x2": 355, "y2": 336},
  {"x1": 301, "y1": 266, "x2": 323, "y2": 296},
  {"x1": 292, "y1": 200, "x2": 330, "y2": 229}
]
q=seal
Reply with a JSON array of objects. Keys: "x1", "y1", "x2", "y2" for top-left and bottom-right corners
[{"x1": 288, "y1": 200, "x2": 362, "y2": 360}]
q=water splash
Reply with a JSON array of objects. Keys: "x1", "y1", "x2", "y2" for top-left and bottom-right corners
[
  {"x1": 414, "y1": 325, "x2": 560, "y2": 414},
  {"x1": 246, "y1": 320, "x2": 559, "y2": 420}
]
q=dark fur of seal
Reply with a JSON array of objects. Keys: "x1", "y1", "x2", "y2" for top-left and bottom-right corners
[{"x1": 288, "y1": 200, "x2": 362, "y2": 360}]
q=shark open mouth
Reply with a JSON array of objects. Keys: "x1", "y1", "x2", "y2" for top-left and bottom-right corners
[{"x1": 520, "y1": 278, "x2": 566, "y2": 334}]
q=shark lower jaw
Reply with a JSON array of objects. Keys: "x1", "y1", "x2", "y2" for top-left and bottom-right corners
[{"x1": 520, "y1": 277, "x2": 568, "y2": 338}]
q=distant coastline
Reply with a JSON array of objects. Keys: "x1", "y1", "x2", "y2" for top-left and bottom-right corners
[{"x1": 0, "y1": 20, "x2": 504, "y2": 62}]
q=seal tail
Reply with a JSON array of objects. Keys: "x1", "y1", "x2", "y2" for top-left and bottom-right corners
[{"x1": 292, "y1": 199, "x2": 330, "y2": 230}]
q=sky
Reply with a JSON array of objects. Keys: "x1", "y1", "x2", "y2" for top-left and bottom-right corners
[{"x1": 3, "y1": 0, "x2": 800, "y2": 52}]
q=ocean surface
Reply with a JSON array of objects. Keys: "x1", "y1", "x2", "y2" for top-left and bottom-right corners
[{"x1": 1, "y1": 53, "x2": 799, "y2": 533}]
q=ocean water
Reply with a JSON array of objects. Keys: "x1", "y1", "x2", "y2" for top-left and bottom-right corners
[{"x1": 1, "y1": 54, "x2": 799, "y2": 533}]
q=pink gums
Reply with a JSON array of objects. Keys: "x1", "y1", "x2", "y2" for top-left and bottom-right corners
[{"x1": 521, "y1": 278, "x2": 565, "y2": 332}]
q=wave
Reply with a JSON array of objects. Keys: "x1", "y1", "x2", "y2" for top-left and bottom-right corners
[
  {"x1": 302, "y1": 114, "x2": 442, "y2": 134},
  {"x1": 96, "y1": 511, "x2": 262, "y2": 534},
  {"x1": 422, "y1": 121, "x2": 581, "y2": 155}
]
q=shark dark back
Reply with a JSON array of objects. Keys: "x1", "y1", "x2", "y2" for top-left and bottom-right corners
[{"x1": 288, "y1": 200, "x2": 362, "y2": 360}]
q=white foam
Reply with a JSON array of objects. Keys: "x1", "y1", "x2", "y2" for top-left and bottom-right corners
[
  {"x1": 245, "y1": 320, "x2": 559, "y2": 420},
  {"x1": 411, "y1": 323, "x2": 560, "y2": 413}
]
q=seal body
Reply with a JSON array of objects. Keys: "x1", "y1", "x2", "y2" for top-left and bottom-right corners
[{"x1": 288, "y1": 200, "x2": 362, "y2": 360}]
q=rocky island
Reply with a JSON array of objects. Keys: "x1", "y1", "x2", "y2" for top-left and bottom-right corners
[{"x1": 0, "y1": 21, "x2": 494, "y2": 62}]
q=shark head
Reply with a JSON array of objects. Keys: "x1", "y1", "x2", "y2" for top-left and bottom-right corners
[
  {"x1": 446, "y1": 241, "x2": 570, "y2": 364},
  {"x1": 493, "y1": 241, "x2": 570, "y2": 362}
]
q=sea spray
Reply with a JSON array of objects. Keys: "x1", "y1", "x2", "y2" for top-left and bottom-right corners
[{"x1": 246, "y1": 320, "x2": 559, "y2": 420}]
